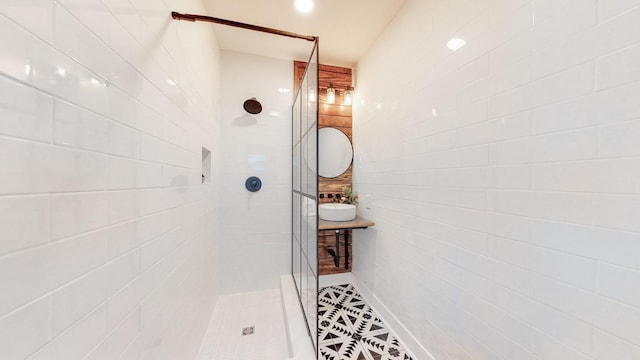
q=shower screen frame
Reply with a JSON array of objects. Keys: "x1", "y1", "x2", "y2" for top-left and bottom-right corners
[{"x1": 292, "y1": 39, "x2": 320, "y2": 357}]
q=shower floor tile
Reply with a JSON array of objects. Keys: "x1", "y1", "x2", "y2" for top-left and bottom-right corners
[
  {"x1": 318, "y1": 284, "x2": 413, "y2": 360},
  {"x1": 197, "y1": 289, "x2": 289, "y2": 360}
]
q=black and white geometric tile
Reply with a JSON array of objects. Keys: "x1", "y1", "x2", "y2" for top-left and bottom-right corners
[{"x1": 318, "y1": 284, "x2": 414, "y2": 360}]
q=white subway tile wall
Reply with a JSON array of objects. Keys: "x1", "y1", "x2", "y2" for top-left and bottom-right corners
[
  {"x1": 217, "y1": 51, "x2": 293, "y2": 294},
  {"x1": 0, "y1": 0, "x2": 221, "y2": 360},
  {"x1": 353, "y1": 0, "x2": 640, "y2": 359}
]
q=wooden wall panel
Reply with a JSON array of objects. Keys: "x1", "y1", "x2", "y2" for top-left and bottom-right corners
[
  {"x1": 320, "y1": 103, "x2": 352, "y2": 117},
  {"x1": 319, "y1": 167, "x2": 353, "y2": 195},
  {"x1": 294, "y1": 61, "x2": 354, "y2": 276},
  {"x1": 318, "y1": 71, "x2": 352, "y2": 90},
  {"x1": 318, "y1": 232, "x2": 352, "y2": 274},
  {"x1": 320, "y1": 115, "x2": 352, "y2": 129},
  {"x1": 294, "y1": 61, "x2": 353, "y2": 91}
]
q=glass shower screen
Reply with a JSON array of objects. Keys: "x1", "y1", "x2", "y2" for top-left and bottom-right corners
[{"x1": 292, "y1": 40, "x2": 319, "y2": 355}]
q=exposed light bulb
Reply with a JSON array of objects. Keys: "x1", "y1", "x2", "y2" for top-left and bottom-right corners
[
  {"x1": 344, "y1": 87, "x2": 353, "y2": 106},
  {"x1": 344, "y1": 91, "x2": 352, "y2": 106},
  {"x1": 326, "y1": 85, "x2": 335, "y2": 104},
  {"x1": 447, "y1": 37, "x2": 466, "y2": 51},
  {"x1": 295, "y1": 0, "x2": 313, "y2": 13}
]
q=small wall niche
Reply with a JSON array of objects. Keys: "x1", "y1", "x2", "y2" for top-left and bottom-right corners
[{"x1": 202, "y1": 147, "x2": 211, "y2": 184}]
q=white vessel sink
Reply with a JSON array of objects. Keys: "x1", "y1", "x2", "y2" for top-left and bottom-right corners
[{"x1": 319, "y1": 203, "x2": 356, "y2": 222}]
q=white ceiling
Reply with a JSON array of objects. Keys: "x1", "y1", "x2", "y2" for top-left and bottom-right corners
[{"x1": 202, "y1": 0, "x2": 407, "y2": 67}]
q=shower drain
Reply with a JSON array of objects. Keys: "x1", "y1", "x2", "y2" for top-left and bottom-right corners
[{"x1": 241, "y1": 326, "x2": 255, "y2": 336}]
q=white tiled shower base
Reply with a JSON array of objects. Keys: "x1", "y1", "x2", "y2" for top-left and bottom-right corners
[
  {"x1": 197, "y1": 275, "x2": 315, "y2": 360},
  {"x1": 197, "y1": 288, "x2": 289, "y2": 360}
]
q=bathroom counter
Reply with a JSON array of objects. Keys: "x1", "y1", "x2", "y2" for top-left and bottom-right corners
[{"x1": 318, "y1": 216, "x2": 375, "y2": 230}]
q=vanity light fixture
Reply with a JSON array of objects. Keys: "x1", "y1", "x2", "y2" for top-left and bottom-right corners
[
  {"x1": 343, "y1": 87, "x2": 353, "y2": 106},
  {"x1": 327, "y1": 84, "x2": 336, "y2": 104},
  {"x1": 295, "y1": 0, "x2": 313, "y2": 13}
]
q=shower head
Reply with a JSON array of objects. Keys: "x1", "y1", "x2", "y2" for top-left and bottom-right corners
[{"x1": 243, "y1": 97, "x2": 262, "y2": 114}]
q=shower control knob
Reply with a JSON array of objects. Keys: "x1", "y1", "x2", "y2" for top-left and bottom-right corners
[{"x1": 245, "y1": 176, "x2": 262, "y2": 192}]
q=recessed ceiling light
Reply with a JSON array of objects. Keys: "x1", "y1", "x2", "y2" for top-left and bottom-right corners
[
  {"x1": 295, "y1": 0, "x2": 313, "y2": 13},
  {"x1": 447, "y1": 37, "x2": 466, "y2": 51}
]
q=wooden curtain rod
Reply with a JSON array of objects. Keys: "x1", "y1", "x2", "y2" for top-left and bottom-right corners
[{"x1": 171, "y1": 12, "x2": 317, "y2": 42}]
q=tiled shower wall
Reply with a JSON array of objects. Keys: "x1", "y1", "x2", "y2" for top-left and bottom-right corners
[
  {"x1": 218, "y1": 51, "x2": 293, "y2": 294},
  {"x1": 0, "y1": 1, "x2": 220, "y2": 359},
  {"x1": 353, "y1": 1, "x2": 640, "y2": 359}
]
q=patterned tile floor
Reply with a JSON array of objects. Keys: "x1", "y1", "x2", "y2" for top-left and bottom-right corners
[{"x1": 318, "y1": 284, "x2": 414, "y2": 360}]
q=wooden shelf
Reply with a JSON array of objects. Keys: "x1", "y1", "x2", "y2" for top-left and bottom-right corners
[{"x1": 318, "y1": 216, "x2": 375, "y2": 231}]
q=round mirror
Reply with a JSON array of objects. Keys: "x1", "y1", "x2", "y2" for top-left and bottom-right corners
[{"x1": 318, "y1": 127, "x2": 353, "y2": 178}]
